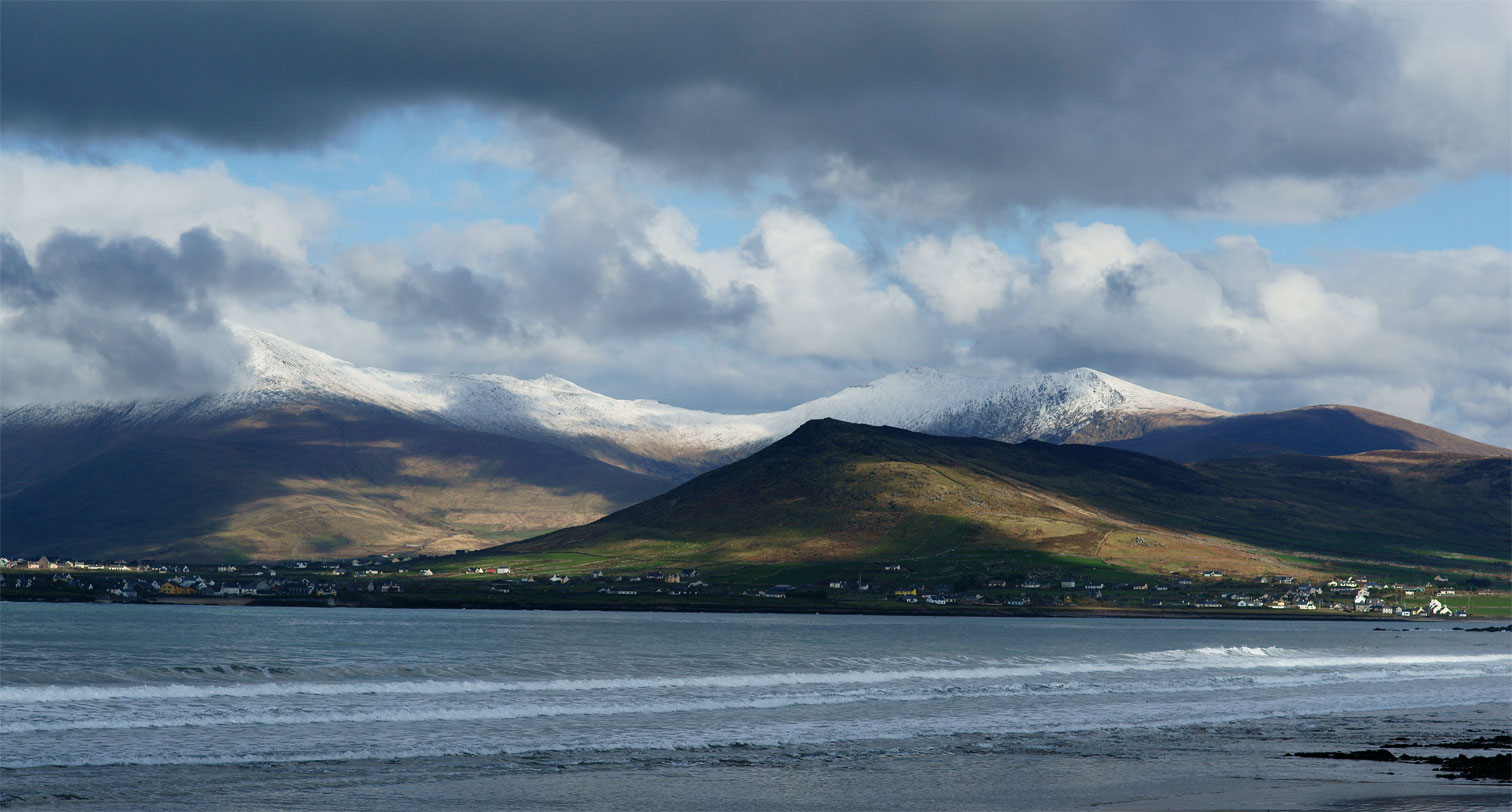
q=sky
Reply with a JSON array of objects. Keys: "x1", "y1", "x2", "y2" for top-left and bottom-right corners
[{"x1": 1, "y1": 2, "x2": 1509, "y2": 445}]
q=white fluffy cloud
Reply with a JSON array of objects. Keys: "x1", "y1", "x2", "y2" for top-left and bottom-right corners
[
  {"x1": 0, "y1": 153, "x2": 326, "y2": 261},
  {"x1": 705, "y1": 209, "x2": 927, "y2": 361},
  {"x1": 968, "y1": 221, "x2": 1418, "y2": 378},
  {"x1": 895, "y1": 234, "x2": 1027, "y2": 326}
]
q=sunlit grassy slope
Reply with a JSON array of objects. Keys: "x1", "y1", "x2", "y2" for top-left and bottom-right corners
[{"x1": 502, "y1": 419, "x2": 1509, "y2": 581}]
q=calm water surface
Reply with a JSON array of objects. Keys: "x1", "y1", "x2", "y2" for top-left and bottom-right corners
[{"x1": 2, "y1": 604, "x2": 1509, "y2": 809}]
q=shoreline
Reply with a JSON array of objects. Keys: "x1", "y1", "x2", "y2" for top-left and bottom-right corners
[{"x1": 5, "y1": 591, "x2": 1505, "y2": 623}]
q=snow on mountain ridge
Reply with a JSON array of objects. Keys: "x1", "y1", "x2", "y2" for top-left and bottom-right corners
[
  {"x1": 6, "y1": 328, "x2": 1227, "y2": 465},
  {"x1": 782, "y1": 364, "x2": 1224, "y2": 442},
  {"x1": 227, "y1": 326, "x2": 778, "y2": 451}
]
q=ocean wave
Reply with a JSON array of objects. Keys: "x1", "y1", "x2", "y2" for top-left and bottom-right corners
[
  {"x1": 1, "y1": 692, "x2": 915, "y2": 734},
  {"x1": 4, "y1": 687, "x2": 1500, "y2": 770},
  {"x1": 3, "y1": 651, "x2": 1506, "y2": 705},
  {"x1": 1130, "y1": 645, "x2": 1300, "y2": 660},
  {"x1": 4, "y1": 662, "x2": 1504, "y2": 735}
]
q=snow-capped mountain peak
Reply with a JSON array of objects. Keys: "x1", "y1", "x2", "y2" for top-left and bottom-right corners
[{"x1": 6, "y1": 327, "x2": 1228, "y2": 474}]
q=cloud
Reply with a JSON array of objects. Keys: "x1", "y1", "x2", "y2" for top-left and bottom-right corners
[
  {"x1": 973, "y1": 222, "x2": 1421, "y2": 378},
  {"x1": 2, "y1": 155, "x2": 1505, "y2": 443},
  {"x1": 1183, "y1": 175, "x2": 1424, "y2": 225},
  {"x1": 396, "y1": 187, "x2": 923, "y2": 361},
  {"x1": 733, "y1": 210, "x2": 928, "y2": 361},
  {"x1": 895, "y1": 234, "x2": 1027, "y2": 326},
  {"x1": 323, "y1": 244, "x2": 513, "y2": 342},
  {"x1": 0, "y1": 153, "x2": 325, "y2": 261},
  {"x1": 525, "y1": 184, "x2": 761, "y2": 340},
  {"x1": 0, "y1": 230, "x2": 260, "y2": 406},
  {"x1": 4, "y1": 3, "x2": 1506, "y2": 221}
]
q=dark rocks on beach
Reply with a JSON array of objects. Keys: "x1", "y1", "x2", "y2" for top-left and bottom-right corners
[
  {"x1": 1293, "y1": 739, "x2": 1512, "y2": 782},
  {"x1": 1289, "y1": 749, "x2": 1398, "y2": 762},
  {"x1": 1426, "y1": 753, "x2": 1512, "y2": 781},
  {"x1": 1453, "y1": 625, "x2": 1512, "y2": 632}
]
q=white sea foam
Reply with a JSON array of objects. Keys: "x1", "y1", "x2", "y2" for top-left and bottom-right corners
[
  {"x1": 3, "y1": 684, "x2": 1496, "y2": 770},
  {"x1": 1, "y1": 692, "x2": 902, "y2": 734},
  {"x1": 1131, "y1": 645, "x2": 1300, "y2": 660},
  {"x1": 4, "y1": 649, "x2": 1504, "y2": 705}
]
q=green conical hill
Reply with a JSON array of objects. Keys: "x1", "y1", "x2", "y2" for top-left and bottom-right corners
[{"x1": 513, "y1": 419, "x2": 1509, "y2": 577}]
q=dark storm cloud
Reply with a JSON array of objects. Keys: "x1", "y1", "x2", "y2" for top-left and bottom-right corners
[
  {"x1": 525, "y1": 241, "x2": 761, "y2": 339},
  {"x1": 568, "y1": 256, "x2": 761, "y2": 339},
  {"x1": 375, "y1": 264, "x2": 514, "y2": 340},
  {"x1": 7, "y1": 228, "x2": 295, "y2": 325},
  {"x1": 32, "y1": 230, "x2": 224, "y2": 326},
  {"x1": 0, "y1": 235, "x2": 52, "y2": 308},
  {"x1": 6, "y1": 2, "x2": 1499, "y2": 216},
  {"x1": 525, "y1": 190, "x2": 761, "y2": 338}
]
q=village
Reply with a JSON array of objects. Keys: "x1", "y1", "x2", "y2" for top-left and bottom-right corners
[{"x1": 1, "y1": 554, "x2": 1501, "y2": 619}]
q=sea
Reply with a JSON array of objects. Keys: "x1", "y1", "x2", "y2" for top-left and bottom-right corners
[{"x1": 2, "y1": 603, "x2": 1509, "y2": 810}]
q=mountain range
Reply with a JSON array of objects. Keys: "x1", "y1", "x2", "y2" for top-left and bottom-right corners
[{"x1": 3, "y1": 327, "x2": 1505, "y2": 562}]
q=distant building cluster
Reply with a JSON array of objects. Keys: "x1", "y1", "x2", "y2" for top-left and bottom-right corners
[{"x1": 0, "y1": 556, "x2": 1490, "y2": 619}]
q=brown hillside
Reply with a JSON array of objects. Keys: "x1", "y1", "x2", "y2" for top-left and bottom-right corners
[{"x1": 1, "y1": 404, "x2": 675, "y2": 562}]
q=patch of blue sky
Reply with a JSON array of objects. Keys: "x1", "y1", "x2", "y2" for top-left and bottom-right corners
[
  {"x1": 4, "y1": 105, "x2": 548, "y2": 261},
  {"x1": 641, "y1": 180, "x2": 779, "y2": 253},
  {"x1": 1059, "y1": 173, "x2": 1510, "y2": 266},
  {"x1": 271, "y1": 107, "x2": 548, "y2": 256}
]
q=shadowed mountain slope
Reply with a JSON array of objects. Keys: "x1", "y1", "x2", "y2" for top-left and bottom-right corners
[
  {"x1": 1099, "y1": 405, "x2": 1509, "y2": 462},
  {"x1": 0, "y1": 404, "x2": 675, "y2": 562}
]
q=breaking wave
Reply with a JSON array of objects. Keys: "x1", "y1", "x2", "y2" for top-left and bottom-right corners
[{"x1": 5, "y1": 648, "x2": 1504, "y2": 705}]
